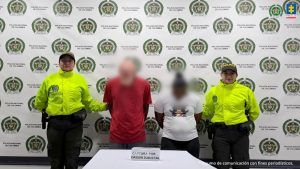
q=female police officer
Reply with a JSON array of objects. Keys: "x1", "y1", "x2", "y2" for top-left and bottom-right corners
[
  {"x1": 34, "y1": 52, "x2": 107, "y2": 169},
  {"x1": 203, "y1": 64, "x2": 260, "y2": 169}
]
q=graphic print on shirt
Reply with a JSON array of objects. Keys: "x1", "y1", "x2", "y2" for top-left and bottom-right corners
[{"x1": 169, "y1": 105, "x2": 189, "y2": 117}]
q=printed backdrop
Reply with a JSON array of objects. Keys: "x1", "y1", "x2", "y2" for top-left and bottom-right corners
[{"x1": 0, "y1": 0, "x2": 300, "y2": 163}]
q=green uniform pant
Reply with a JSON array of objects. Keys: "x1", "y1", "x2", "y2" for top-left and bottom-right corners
[
  {"x1": 47, "y1": 118, "x2": 83, "y2": 169},
  {"x1": 212, "y1": 126, "x2": 250, "y2": 169}
]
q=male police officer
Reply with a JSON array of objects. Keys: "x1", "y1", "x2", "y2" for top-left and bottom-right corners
[
  {"x1": 34, "y1": 52, "x2": 107, "y2": 169},
  {"x1": 203, "y1": 64, "x2": 260, "y2": 169}
]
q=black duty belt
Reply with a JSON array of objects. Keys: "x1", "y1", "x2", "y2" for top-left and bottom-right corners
[
  {"x1": 49, "y1": 115, "x2": 73, "y2": 120},
  {"x1": 48, "y1": 109, "x2": 87, "y2": 121},
  {"x1": 214, "y1": 122, "x2": 240, "y2": 130}
]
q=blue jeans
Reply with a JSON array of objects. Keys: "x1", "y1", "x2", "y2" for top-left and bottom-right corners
[{"x1": 109, "y1": 142, "x2": 145, "y2": 149}]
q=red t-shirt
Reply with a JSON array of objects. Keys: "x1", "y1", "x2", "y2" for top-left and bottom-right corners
[{"x1": 103, "y1": 77, "x2": 152, "y2": 144}]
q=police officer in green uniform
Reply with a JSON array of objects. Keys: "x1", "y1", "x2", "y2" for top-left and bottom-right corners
[
  {"x1": 203, "y1": 64, "x2": 260, "y2": 169},
  {"x1": 34, "y1": 52, "x2": 107, "y2": 169}
]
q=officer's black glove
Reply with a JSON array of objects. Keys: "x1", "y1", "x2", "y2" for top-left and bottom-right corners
[
  {"x1": 41, "y1": 109, "x2": 48, "y2": 130},
  {"x1": 72, "y1": 109, "x2": 87, "y2": 121},
  {"x1": 239, "y1": 120, "x2": 253, "y2": 135},
  {"x1": 206, "y1": 119, "x2": 214, "y2": 140}
]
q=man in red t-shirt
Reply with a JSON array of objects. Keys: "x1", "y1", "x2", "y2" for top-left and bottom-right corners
[{"x1": 103, "y1": 58, "x2": 152, "y2": 149}]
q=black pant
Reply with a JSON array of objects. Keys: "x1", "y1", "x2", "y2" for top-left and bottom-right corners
[
  {"x1": 212, "y1": 126, "x2": 249, "y2": 169},
  {"x1": 161, "y1": 137, "x2": 200, "y2": 158},
  {"x1": 47, "y1": 118, "x2": 83, "y2": 169}
]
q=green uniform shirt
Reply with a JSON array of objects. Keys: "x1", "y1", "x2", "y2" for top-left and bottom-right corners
[
  {"x1": 34, "y1": 69, "x2": 107, "y2": 116},
  {"x1": 203, "y1": 81, "x2": 260, "y2": 125}
]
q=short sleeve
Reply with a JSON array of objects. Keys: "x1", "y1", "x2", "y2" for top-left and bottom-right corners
[
  {"x1": 194, "y1": 95, "x2": 202, "y2": 114},
  {"x1": 143, "y1": 82, "x2": 152, "y2": 105},
  {"x1": 154, "y1": 94, "x2": 164, "y2": 113},
  {"x1": 103, "y1": 80, "x2": 112, "y2": 104}
]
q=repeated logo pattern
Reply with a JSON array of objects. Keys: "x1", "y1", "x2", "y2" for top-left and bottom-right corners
[{"x1": 0, "y1": 0, "x2": 299, "y2": 160}]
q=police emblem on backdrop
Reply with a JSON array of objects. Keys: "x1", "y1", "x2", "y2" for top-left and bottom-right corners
[
  {"x1": 32, "y1": 18, "x2": 51, "y2": 34},
  {"x1": 145, "y1": 117, "x2": 160, "y2": 134},
  {"x1": 237, "y1": 78, "x2": 255, "y2": 91},
  {"x1": 96, "y1": 78, "x2": 109, "y2": 94},
  {"x1": 26, "y1": 135, "x2": 46, "y2": 153},
  {"x1": 144, "y1": 0, "x2": 163, "y2": 17},
  {"x1": 0, "y1": 58, "x2": 3, "y2": 71},
  {"x1": 53, "y1": 0, "x2": 72, "y2": 16},
  {"x1": 212, "y1": 57, "x2": 232, "y2": 73},
  {"x1": 189, "y1": 0, "x2": 209, "y2": 16},
  {"x1": 6, "y1": 38, "x2": 25, "y2": 54},
  {"x1": 259, "y1": 138, "x2": 280, "y2": 156},
  {"x1": 167, "y1": 57, "x2": 186, "y2": 72},
  {"x1": 78, "y1": 18, "x2": 97, "y2": 34},
  {"x1": 259, "y1": 97, "x2": 280, "y2": 115},
  {"x1": 283, "y1": 119, "x2": 300, "y2": 136},
  {"x1": 236, "y1": 0, "x2": 255, "y2": 15},
  {"x1": 30, "y1": 56, "x2": 50, "y2": 73},
  {"x1": 189, "y1": 78, "x2": 208, "y2": 95},
  {"x1": 235, "y1": 38, "x2": 255, "y2": 55},
  {"x1": 8, "y1": 0, "x2": 27, "y2": 15},
  {"x1": 97, "y1": 39, "x2": 117, "y2": 55},
  {"x1": 213, "y1": 17, "x2": 233, "y2": 34},
  {"x1": 260, "y1": 17, "x2": 280, "y2": 34},
  {"x1": 188, "y1": 38, "x2": 208, "y2": 55},
  {"x1": 99, "y1": 0, "x2": 118, "y2": 16},
  {"x1": 259, "y1": 57, "x2": 280, "y2": 74},
  {"x1": 52, "y1": 38, "x2": 71, "y2": 55},
  {"x1": 168, "y1": 18, "x2": 187, "y2": 35},
  {"x1": 196, "y1": 119, "x2": 207, "y2": 135},
  {"x1": 76, "y1": 57, "x2": 96, "y2": 73},
  {"x1": 283, "y1": 38, "x2": 300, "y2": 55},
  {"x1": 1, "y1": 116, "x2": 21, "y2": 134},
  {"x1": 3, "y1": 77, "x2": 23, "y2": 94},
  {"x1": 170, "y1": 106, "x2": 189, "y2": 117},
  {"x1": 0, "y1": 18, "x2": 6, "y2": 33},
  {"x1": 81, "y1": 136, "x2": 93, "y2": 153},
  {"x1": 143, "y1": 39, "x2": 162, "y2": 55},
  {"x1": 28, "y1": 96, "x2": 39, "y2": 112},
  {"x1": 269, "y1": 4, "x2": 283, "y2": 17},
  {"x1": 283, "y1": 78, "x2": 300, "y2": 95},
  {"x1": 146, "y1": 77, "x2": 161, "y2": 94},
  {"x1": 95, "y1": 117, "x2": 111, "y2": 133},
  {"x1": 123, "y1": 18, "x2": 142, "y2": 35}
]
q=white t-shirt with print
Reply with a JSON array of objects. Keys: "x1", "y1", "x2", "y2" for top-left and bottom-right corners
[{"x1": 154, "y1": 92, "x2": 202, "y2": 141}]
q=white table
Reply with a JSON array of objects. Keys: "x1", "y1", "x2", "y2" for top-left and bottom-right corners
[{"x1": 83, "y1": 149, "x2": 215, "y2": 169}]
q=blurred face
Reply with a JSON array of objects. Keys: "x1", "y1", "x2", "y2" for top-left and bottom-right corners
[
  {"x1": 59, "y1": 57, "x2": 75, "y2": 72},
  {"x1": 221, "y1": 70, "x2": 237, "y2": 84},
  {"x1": 119, "y1": 59, "x2": 137, "y2": 86},
  {"x1": 173, "y1": 86, "x2": 187, "y2": 99}
]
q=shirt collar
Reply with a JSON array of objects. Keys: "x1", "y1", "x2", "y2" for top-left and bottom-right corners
[
  {"x1": 219, "y1": 80, "x2": 237, "y2": 88},
  {"x1": 58, "y1": 69, "x2": 74, "y2": 77}
]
